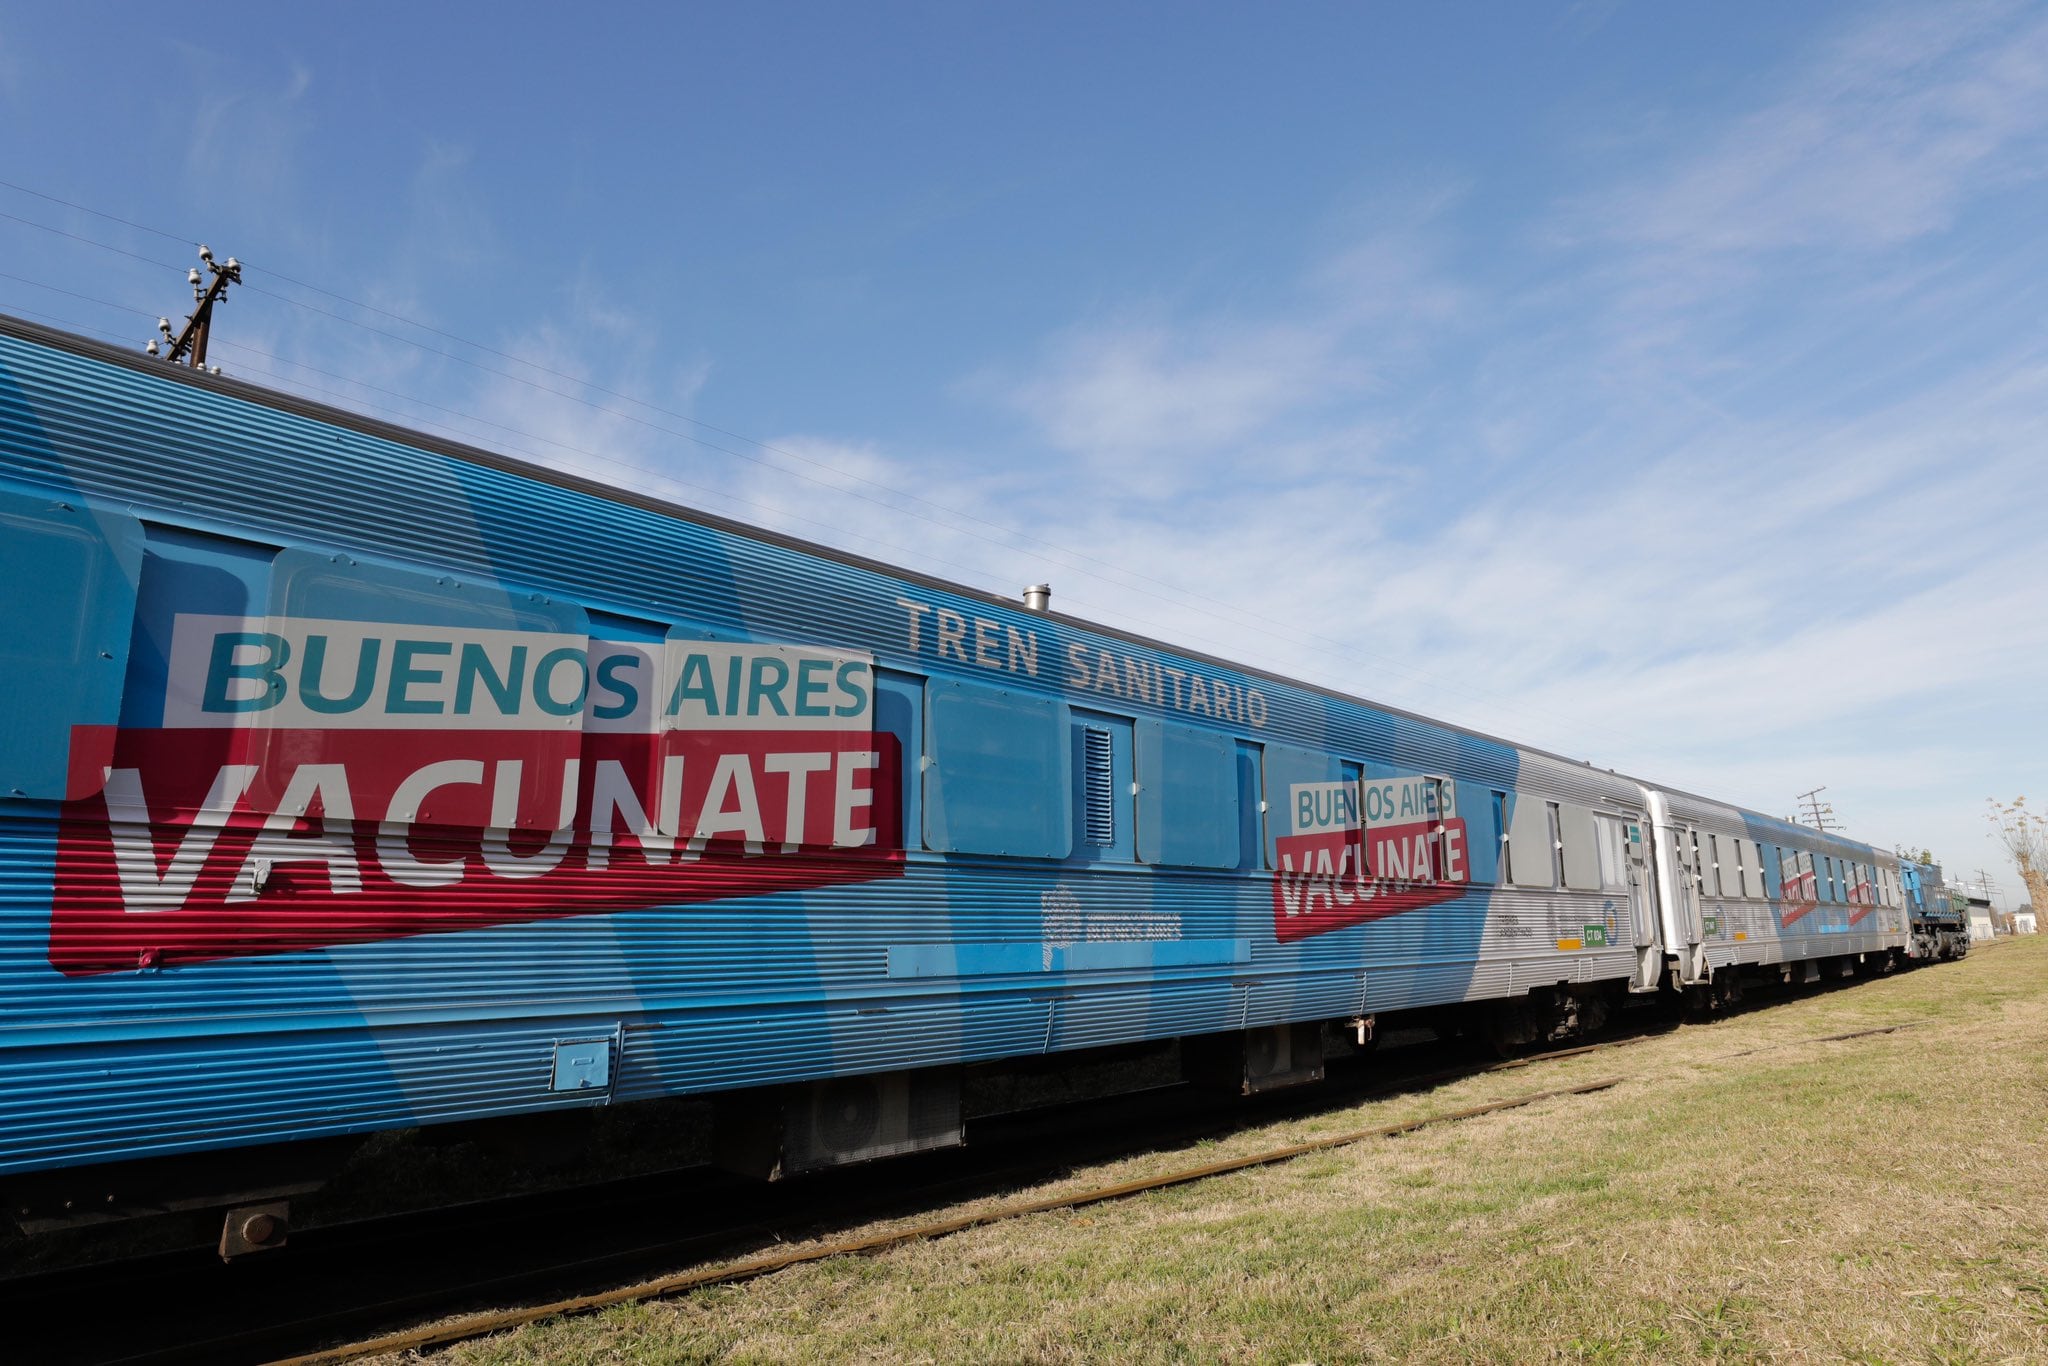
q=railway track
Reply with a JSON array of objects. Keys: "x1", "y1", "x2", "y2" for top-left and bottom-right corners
[{"x1": 3, "y1": 994, "x2": 1912, "y2": 1366}]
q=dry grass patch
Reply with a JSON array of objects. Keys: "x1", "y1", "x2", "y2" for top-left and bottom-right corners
[{"x1": 423, "y1": 940, "x2": 2048, "y2": 1364}]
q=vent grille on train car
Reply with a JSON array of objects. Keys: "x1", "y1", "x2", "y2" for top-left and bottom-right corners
[{"x1": 1083, "y1": 726, "x2": 1115, "y2": 846}]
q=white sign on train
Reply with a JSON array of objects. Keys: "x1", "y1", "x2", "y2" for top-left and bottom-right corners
[
  {"x1": 163, "y1": 614, "x2": 873, "y2": 732},
  {"x1": 1364, "y1": 774, "x2": 1455, "y2": 826},
  {"x1": 1290, "y1": 781, "x2": 1358, "y2": 834}
]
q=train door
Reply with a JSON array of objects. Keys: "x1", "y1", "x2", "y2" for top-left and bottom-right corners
[
  {"x1": 1594, "y1": 810, "x2": 1659, "y2": 991},
  {"x1": 1658, "y1": 813, "x2": 1709, "y2": 985}
]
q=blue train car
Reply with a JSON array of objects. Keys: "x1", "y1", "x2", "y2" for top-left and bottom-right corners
[{"x1": 0, "y1": 315, "x2": 1913, "y2": 1238}]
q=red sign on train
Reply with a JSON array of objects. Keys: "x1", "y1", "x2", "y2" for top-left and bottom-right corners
[
  {"x1": 1272, "y1": 779, "x2": 1467, "y2": 942},
  {"x1": 47, "y1": 619, "x2": 904, "y2": 975}
]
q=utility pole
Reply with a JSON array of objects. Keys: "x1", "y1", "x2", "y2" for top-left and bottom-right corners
[
  {"x1": 146, "y1": 245, "x2": 240, "y2": 373},
  {"x1": 1795, "y1": 786, "x2": 1838, "y2": 832}
]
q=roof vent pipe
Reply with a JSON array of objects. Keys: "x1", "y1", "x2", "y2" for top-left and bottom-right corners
[{"x1": 1022, "y1": 583, "x2": 1052, "y2": 613}]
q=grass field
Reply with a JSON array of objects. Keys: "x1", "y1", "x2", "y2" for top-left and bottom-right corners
[{"x1": 422, "y1": 938, "x2": 2048, "y2": 1364}]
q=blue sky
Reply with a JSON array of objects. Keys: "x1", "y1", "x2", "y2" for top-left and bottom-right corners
[{"x1": 2, "y1": 1, "x2": 2043, "y2": 897}]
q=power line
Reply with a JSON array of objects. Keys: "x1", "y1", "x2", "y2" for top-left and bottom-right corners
[
  {"x1": 0, "y1": 208, "x2": 185, "y2": 273},
  {"x1": 0, "y1": 178, "x2": 201, "y2": 248}
]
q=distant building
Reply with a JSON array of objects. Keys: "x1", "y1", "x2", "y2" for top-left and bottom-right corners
[
  {"x1": 1961, "y1": 892, "x2": 1997, "y2": 942},
  {"x1": 2013, "y1": 909, "x2": 2038, "y2": 935}
]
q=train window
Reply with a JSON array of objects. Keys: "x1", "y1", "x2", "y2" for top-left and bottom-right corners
[
  {"x1": 1262, "y1": 743, "x2": 1350, "y2": 870},
  {"x1": 109, "y1": 522, "x2": 274, "y2": 821},
  {"x1": 1428, "y1": 778, "x2": 1462, "y2": 881},
  {"x1": 0, "y1": 486, "x2": 144, "y2": 800},
  {"x1": 582, "y1": 608, "x2": 671, "y2": 857},
  {"x1": 1558, "y1": 803, "x2": 1600, "y2": 890},
  {"x1": 262, "y1": 548, "x2": 591, "y2": 832},
  {"x1": 1702, "y1": 834, "x2": 1723, "y2": 899},
  {"x1": 923, "y1": 679, "x2": 1072, "y2": 858},
  {"x1": 1506, "y1": 791, "x2": 1553, "y2": 887},
  {"x1": 1134, "y1": 718, "x2": 1238, "y2": 869},
  {"x1": 1082, "y1": 727, "x2": 1115, "y2": 845},
  {"x1": 1689, "y1": 830, "x2": 1706, "y2": 898},
  {"x1": 1547, "y1": 801, "x2": 1566, "y2": 886},
  {"x1": 1070, "y1": 711, "x2": 1133, "y2": 862},
  {"x1": 1361, "y1": 770, "x2": 1451, "y2": 880},
  {"x1": 1593, "y1": 814, "x2": 1629, "y2": 893},
  {"x1": 1779, "y1": 847, "x2": 1801, "y2": 901},
  {"x1": 873, "y1": 669, "x2": 924, "y2": 848},
  {"x1": 1733, "y1": 840, "x2": 1756, "y2": 898},
  {"x1": 1489, "y1": 790, "x2": 1509, "y2": 885},
  {"x1": 1235, "y1": 741, "x2": 1263, "y2": 871}
]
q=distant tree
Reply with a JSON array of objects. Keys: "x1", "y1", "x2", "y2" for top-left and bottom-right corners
[{"x1": 1985, "y1": 797, "x2": 2048, "y2": 913}]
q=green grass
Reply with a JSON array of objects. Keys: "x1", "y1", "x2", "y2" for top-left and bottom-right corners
[{"x1": 419, "y1": 939, "x2": 2048, "y2": 1363}]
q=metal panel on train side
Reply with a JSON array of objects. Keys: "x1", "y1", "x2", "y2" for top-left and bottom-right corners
[
  {"x1": 0, "y1": 321, "x2": 1670, "y2": 1178},
  {"x1": 1468, "y1": 756, "x2": 1658, "y2": 995}
]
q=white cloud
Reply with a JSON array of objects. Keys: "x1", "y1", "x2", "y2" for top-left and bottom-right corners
[
  {"x1": 1580, "y1": 1, "x2": 2048, "y2": 257},
  {"x1": 1006, "y1": 320, "x2": 1348, "y2": 470},
  {"x1": 987, "y1": 211, "x2": 1467, "y2": 490}
]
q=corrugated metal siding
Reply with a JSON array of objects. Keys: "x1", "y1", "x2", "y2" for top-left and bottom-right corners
[{"x1": 1514, "y1": 754, "x2": 1642, "y2": 808}]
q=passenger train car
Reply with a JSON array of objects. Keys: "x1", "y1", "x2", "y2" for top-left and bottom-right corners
[{"x1": 0, "y1": 315, "x2": 1924, "y2": 1246}]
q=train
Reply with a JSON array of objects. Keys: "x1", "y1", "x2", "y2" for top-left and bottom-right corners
[
  {"x1": 1898, "y1": 859, "x2": 1971, "y2": 961},
  {"x1": 0, "y1": 313, "x2": 1946, "y2": 1253}
]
